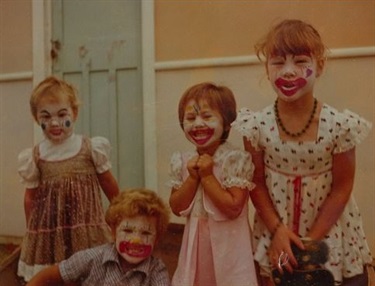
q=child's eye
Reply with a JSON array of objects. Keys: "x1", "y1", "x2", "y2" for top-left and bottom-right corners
[
  {"x1": 141, "y1": 231, "x2": 152, "y2": 236},
  {"x1": 40, "y1": 115, "x2": 51, "y2": 120},
  {"x1": 270, "y1": 60, "x2": 284, "y2": 65},
  {"x1": 58, "y1": 112, "x2": 68, "y2": 118},
  {"x1": 122, "y1": 228, "x2": 133, "y2": 234},
  {"x1": 185, "y1": 115, "x2": 196, "y2": 121},
  {"x1": 202, "y1": 114, "x2": 212, "y2": 120},
  {"x1": 294, "y1": 56, "x2": 311, "y2": 64}
]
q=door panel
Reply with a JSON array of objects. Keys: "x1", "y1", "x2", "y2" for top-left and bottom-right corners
[{"x1": 52, "y1": 0, "x2": 144, "y2": 191}]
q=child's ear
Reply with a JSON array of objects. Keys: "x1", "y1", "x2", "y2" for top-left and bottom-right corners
[{"x1": 316, "y1": 58, "x2": 326, "y2": 78}]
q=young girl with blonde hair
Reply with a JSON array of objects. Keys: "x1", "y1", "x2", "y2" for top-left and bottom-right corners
[{"x1": 18, "y1": 76, "x2": 120, "y2": 281}]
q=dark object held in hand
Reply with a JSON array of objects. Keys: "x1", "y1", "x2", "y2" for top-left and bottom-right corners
[{"x1": 272, "y1": 239, "x2": 334, "y2": 286}]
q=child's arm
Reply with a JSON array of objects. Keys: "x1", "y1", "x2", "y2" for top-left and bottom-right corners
[
  {"x1": 198, "y1": 154, "x2": 248, "y2": 219},
  {"x1": 26, "y1": 264, "x2": 64, "y2": 286},
  {"x1": 97, "y1": 170, "x2": 120, "y2": 202},
  {"x1": 169, "y1": 156, "x2": 200, "y2": 216},
  {"x1": 24, "y1": 188, "x2": 37, "y2": 224},
  {"x1": 307, "y1": 148, "x2": 355, "y2": 240},
  {"x1": 244, "y1": 139, "x2": 303, "y2": 271}
]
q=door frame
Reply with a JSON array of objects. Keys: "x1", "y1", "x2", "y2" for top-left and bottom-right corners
[{"x1": 31, "y1": 0, "x2": 158, "y2": 189}]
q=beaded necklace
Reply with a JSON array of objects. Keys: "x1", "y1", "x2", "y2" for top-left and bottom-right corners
[{"x1": 274, "y1": 98, "x2": 317, "y2": 138}]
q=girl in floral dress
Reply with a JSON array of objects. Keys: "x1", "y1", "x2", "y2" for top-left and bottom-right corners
[
  {"x1": 17, "y1": 76, "x2": 120, "y2": 282},
  {"x1": 232, "y1": 19, "x2": 373, "y2": 286},
  {"x1": 169, "y1": 82, "x2": 258, "y2": 286}
]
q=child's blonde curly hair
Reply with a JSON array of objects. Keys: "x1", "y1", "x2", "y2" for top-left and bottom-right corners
[
  {"x1": 29, "y1": 76, "x2": 80, "y2": 121},
  {"x1": 105, "y1": 188, "x2": 170, "y2": 239}
]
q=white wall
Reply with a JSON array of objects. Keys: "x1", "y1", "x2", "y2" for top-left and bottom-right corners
[
  {"x1": 0, "y1": 80, "x2": 34, "y2": 236},
  {"x1": 155, "y1": 54, "x2": 375, "y2": 253}
]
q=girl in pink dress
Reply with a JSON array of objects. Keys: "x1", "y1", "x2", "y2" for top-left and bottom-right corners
[
  {"x1": 169, "y1": 82, "x2": 259, "y2": 286},
  {"x1": 17, "y1": 76, "x2": 120, "y2": 282}
]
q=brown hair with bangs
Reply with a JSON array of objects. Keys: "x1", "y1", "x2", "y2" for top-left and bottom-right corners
[
  {"x1": 255, "y1": 19, "x2": 327, "y2": 63},
  {"x1": 30, "y1": 76, "x2": 80, "y2": 121},
  {"x1": 105, "y1": 188, "x2": 170, "y2": 240},
  {"x1": 178, "y1": 82, "x2": 237, "y2": 142}
]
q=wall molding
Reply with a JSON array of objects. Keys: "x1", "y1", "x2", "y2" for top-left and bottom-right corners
[
  {"x1": 1, "y1": 46, "x2": 374, "y2": 82},
  {"x1": 155, "y1": 46, "x2": 375, "y2": 71},
  {"x1": 0, "y1": 72, "x2": 33, "y2": 82}
]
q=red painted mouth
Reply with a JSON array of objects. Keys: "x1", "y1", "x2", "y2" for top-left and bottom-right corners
[
  {"x1": 49, "y1": 129, "x2": 63, "y2": 136},
  {"x1": 189, "y1": 128, "x2": 214, "y2": 145},
  {"x1": 119, "y1": 241, "x2": 152, "y2": 258},
  {"x1": 275, "y1": 78, "x2": 307, "y2": 96}
]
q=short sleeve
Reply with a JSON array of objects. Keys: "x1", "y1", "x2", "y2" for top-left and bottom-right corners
[
  {"x1": 333, "y1": 110, "x2": 372, "y2": 154},
  {"x1": 59, "y1": 249, "x2": 91, "y2": 282},
  {"x1": 18, "y1": 148, "x2": 39, "y2": 189},
  {"x1": 231, "y1": 107, "x2": 261, "y2": 151},
  {"x1": 167, "y1": 152, "x2": 184, "y2": 189},
  {"x1": 91, "y1": 137, "x2": 112, "y2": 174},
  {"x1": 221, "y1": 150, "x2": 255, "y2": 191}
]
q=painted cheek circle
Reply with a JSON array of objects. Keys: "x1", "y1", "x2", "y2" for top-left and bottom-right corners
[
  {"x1": 305, "y1": 68, "x2": 313, "y2": 78},
  {"x1": 119, "y1": 241, "x2": 152, "y2": 258},
  {"x1": 65, "y1": 120, "x2": 71, "y2": 128},
  {"x1": 41, "y1": 123, "x2": 46, "y2": 130},
  {"x1": 275, "y1": 78, "x2": 307, "y2": 96}
]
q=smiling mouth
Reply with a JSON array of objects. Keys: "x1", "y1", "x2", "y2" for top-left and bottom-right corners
[
  {"x1": 119, "y1": 241, "x2": 152, "y2": 258},
  {"x1": 275, "y1": 78, "x2": 307, "y2": 96},
  {"x1": 189, "y1": 129, "x2": 214, "y2": 145}
]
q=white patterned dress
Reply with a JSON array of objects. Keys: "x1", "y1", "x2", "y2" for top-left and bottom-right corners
[{"x1": 232, "y1": 104, "x2": 373, "y2": 283}]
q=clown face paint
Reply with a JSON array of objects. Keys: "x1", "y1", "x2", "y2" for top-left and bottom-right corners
[
  {"x1": 182, "y1": 99, "x2": 224, "y2": 153},
  {"x1": 267, "y1": 54, "x2": 319, "y2": 102},
  {"x1": 115, "y1": 216, "x2": 157, "y2": 265},
  {"x1": 36, "y1": 96, "x2": 75, "y2": 144}
]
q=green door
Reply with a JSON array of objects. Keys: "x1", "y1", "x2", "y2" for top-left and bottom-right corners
[{"x1": 51, "y1": 0, "x2": 144, "y2": 191}]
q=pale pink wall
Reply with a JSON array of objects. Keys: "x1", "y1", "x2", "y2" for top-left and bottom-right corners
[
  {"x1": 0, "y1": 0, "x2": 33, "y2": 236},
  {"x1": 155, "y1": 1, "x2": 375, "y2": 61},
  {"x1": 0, "y1": 0, "x2": 32, "y2": 73}
]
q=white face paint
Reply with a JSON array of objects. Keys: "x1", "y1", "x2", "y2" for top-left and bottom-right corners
[
  {"x1": 115, "y1": 216, "x2": 157, "y2": 265},
  {"x1": 182, "y1": 99, "x2": 224, "y2": 153},
  {"x1": 36, "y1": 96, "x2": 75, "y2": 144},
  {"x1": 267, "y1": 54, "x2": 319, "y2": 102}
]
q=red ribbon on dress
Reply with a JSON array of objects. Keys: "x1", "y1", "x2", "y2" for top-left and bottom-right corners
[{"x1": 292, "y1": 176, "x2": 302, "y2": 233}]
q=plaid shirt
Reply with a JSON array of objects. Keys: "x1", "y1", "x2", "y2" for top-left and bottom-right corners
[{"x1": 60, "y1": 243, "x2": 170, "y2": 286}]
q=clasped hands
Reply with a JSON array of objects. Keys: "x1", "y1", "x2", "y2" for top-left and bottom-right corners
[{"x1": 187, "y1": 154, "x2": 214, "y2": 181}]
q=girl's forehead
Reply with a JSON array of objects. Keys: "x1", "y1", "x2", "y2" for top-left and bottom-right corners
[
  {"x1": 185, "y1": 99, "x2": 212, "y2": 111},
  {"x1": 38, "y1": 93, "x2": 69, "y2": 105}
]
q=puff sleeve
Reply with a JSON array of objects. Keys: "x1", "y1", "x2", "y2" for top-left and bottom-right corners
[
  {"x1": 333, "y1": 110, "x2": 372, "y2": 154},
  {"x1": 231, "y1": 108, "x2": 261, "y2": 151},
  {"x1": 90, "y1": 137, "x2": 112, "y2": 173},
  {"x1": 167, "y1": 151, "x2": 184, "y2": 189},
  {"x1": 18, "y1": 148, "x2": 40, "y2": 189},
  {"x1": 221, "y1": 149, "x2": 255, "y2": 191}
]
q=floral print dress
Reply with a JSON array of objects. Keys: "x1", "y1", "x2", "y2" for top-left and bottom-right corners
[
  {"x1": 232, "y1": 104, "x2": 373, "y2": 283},
  {"x1": 17, "y1": 136, "x2": 112, "y2": 281}
]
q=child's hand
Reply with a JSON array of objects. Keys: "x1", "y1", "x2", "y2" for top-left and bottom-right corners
[
  {"x1": 196, "y1": 154, "x2": 214, "y2": 178},
  {"x1": 187, "y1": 156, "x2": 200, "y2": 180}
]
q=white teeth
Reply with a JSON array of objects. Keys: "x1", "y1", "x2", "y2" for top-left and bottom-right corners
[{"x1": 282, "y1": 85, "x2": 296, "y2": 91}]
